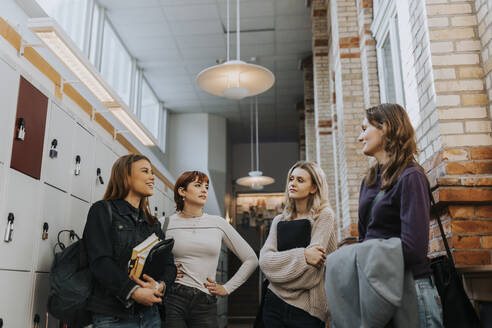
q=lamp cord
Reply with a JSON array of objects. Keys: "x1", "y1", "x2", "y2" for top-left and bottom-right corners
[
  {"x1": 226, "y1": 0, "x2": 229, "y2": 62},
  {"x1": 237, "y1": 0, "x2": 240, "y2": 60},
  {"x1": 255, "y1": 96, "x2": 259, "y2": 172},
  {"x1": 250, "y1": 99, "x2": 254, "y2": 173}
]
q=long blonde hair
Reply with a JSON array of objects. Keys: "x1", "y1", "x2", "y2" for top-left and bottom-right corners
[{"x1": 282, "y1": 161, "x2": 330, "y2": 220}]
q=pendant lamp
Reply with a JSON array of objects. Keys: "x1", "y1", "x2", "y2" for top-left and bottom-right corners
[
  {"x1": 196, "y1": 0, "x2": 275, "y2": 100},
  {"x1": 236, "y1": 97, "x2": 275, "y2": 189}
]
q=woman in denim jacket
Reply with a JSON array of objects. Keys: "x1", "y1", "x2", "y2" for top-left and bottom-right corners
[{"x1": 84, "y1": 154, "x2": 177, "y2": 327}]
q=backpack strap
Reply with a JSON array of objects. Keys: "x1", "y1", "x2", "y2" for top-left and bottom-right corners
[
  {"x1": 162, "y1": 216, "x2": 170, "y2": 234},
  {"x1": 427, "y1": 188, "x2": 455, "y2": 267},
  {"x1": 105, "y1": 200, "x2": 113, "y2": 225}
]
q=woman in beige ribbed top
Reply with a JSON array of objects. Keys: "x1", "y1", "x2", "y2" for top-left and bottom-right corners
[{"x1": 259, "y1": 161, "x2": 337, "y2": 327}]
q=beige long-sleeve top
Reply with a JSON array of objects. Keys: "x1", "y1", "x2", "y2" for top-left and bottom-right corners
[
  {"x1": 259, "y1": 208, "x2": 337, "y2": 322},
  {"x1": 166, "y1": 213, "x2": 258, "y2": 295}
]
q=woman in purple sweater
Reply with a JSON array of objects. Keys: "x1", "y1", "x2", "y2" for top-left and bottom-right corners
[{"x1": 357, "y1": 103, "x2": 443, "y2": 328}]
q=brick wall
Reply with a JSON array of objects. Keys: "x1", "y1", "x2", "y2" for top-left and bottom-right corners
[
  {"x1": 423, "y1": 0, "x2": 492, "y2": 265},
  {"x1": 329, "y1": 0, "x2": 369, "y2": 242},
  {"x1": 312, "y1": 0, "x2": 337, "y2": 208},
  {"x1": 302, "y1": 56, "x2": 317, "y2": 162},
  {"x1": 297, "y1": 102, "x2": 306, "y2": 160}
]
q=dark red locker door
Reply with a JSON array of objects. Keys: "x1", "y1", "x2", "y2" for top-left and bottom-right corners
[{"x1": 10, "y1": 76, "x2": 49, "y2": 180}]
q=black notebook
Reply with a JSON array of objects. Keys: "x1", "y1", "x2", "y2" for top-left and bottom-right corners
[
  {"x1": 277, "y1": 218, "x2": 311, "y2": 251},
  {"x1": 141, "y1": 238, "x2": 174, "y2": 280}
]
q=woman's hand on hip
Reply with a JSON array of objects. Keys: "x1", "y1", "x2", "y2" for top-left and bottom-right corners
[
  {"x1": 204, "y1": 277, "x2": 228, "y2": 296},
  {"x1": 304, "y1": 246, "x2": 326, "y2": 268},
  {"x1": 131, "y1": 287, "x2": 162, "y2": 306},
  {"x1": 176, "y1": 263, "x2": 184, "y2": 281}
]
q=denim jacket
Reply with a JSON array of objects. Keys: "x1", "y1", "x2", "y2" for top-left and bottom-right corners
[{"x1": 83, "y1": 199, "x2": 177, "y2": 319}]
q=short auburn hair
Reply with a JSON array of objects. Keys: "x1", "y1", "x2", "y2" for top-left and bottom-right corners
[{"x1": 174, "y1": 171, "x2": 209, "y2": 211}]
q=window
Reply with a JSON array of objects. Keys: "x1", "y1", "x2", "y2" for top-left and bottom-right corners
[
  {"x1": 88, "y1": 3, "x2": 102, "y2": 66},
  {"x1": 372, "y1": 3, "x2": 405, "y2": 106},
  {"x1": 36, "y1": 0, "x2": 92, "y2": 53},
  {"x1": 100, "y1": 20, "x2": 132, "y2": 106},
  {"x1": 140, "y1": 79, "x2": 160, "y2": 139}
]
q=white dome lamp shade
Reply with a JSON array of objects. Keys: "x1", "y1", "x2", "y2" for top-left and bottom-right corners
[
  {"x1": 236, "y1": 97, "x2": 275, "y2": 189},
  {"x1": 196, "y1": 0, "x2": 275, "y2": 100}
]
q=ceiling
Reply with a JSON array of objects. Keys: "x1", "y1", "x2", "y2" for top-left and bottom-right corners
[{"x1": 99, "y1": 0, "x2": 312, "y2": 143}]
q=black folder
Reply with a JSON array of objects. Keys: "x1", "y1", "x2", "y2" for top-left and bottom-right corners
[
  {"x1": 276, "y1": 219, "x2": 311, "y2": 251},
  {"x1": 141, "y1": 238, "x2": 174, "y2": 279}
]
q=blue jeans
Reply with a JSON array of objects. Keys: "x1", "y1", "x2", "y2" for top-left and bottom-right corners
[
  {"x1": 92, "y1": 305, "x2": 161, "y2": 328},
  {"x1": 414, "y1": 277, "x2": 443, "y2": 328},
  {"x1": 263, "y1": 289, "x2": 324, "y2": 328}
]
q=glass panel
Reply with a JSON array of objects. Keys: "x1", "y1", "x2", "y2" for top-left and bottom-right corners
[
  {"x1": 36, "y1": 0, "x2": 89, "y2": 52},
  {"x1": 140, "y1": 80, "x2": 160, "y2": 138},
  {"x1": 89, "y1": 3, "x2": 101, "y2": 66},
  {"x1": 132, "y1": 69, "x2": 141, "y2": 114},
  {"x1": 100, "y1": 21, "x2": 132, "y2": 106},
  {"x1": 382, "y1": 36, "x2": 397, "y2": 104}
]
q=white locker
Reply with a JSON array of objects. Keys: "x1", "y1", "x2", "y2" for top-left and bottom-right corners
[
  {"x1": 70, "y1": 123, "x2": 95, "y2": 202},
  {"x1": 0, "y1": 270, "x2": 32, "y2": 327},
  {"x1": 92, "y1": 141, "x2": 117, "y2": 203},
  {"x1": 0, "y1": 56, "x2": 19, "y2": 165},
  {"x1": 68, "y1": 195, "x2": 91, "y2": 239},
  {"x1": 35, "y1": 184, "x2": 69, "y2": 272},
  {"x1": 31, "y1": 272, "x2": 59, "y2": 328},
  {"x1": 154, "y1": 177, "x2": 164, "y2": 193},
  {"x1": 42, "y1": 102, "x2": 75, "y2": 192},
  {"x1": 0, "y1": 169, "x2": 40, "y2": 271}
]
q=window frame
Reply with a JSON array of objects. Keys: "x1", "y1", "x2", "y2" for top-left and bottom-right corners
[{"x1": 371, "y1": 0, "x2": 405, "y2": 106}]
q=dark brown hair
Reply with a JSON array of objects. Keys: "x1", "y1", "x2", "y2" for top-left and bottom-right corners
[
  {"x1": 174, "y1": 171, "x2": 209, "y2": 211},
  {"x1": 104, "y1": 154, "x2": 156, "y2": 225},
  {"x1": 364, "y1": 103, "x2": 425, "y2": 190}
]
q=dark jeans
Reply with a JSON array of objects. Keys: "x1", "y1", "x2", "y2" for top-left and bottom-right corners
[
  {"x1": 164, "y1": 283, "x2": 218, "y2": 328},
  {"x1": 263, "y1": 289, "x2": 325, "y2": 328},
  {"x1": 92, "y1": 305, "x2": 161, "y2": 328}
]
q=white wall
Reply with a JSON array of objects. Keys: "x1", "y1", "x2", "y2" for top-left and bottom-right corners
[
  {"x1": 232, "y1": 142, "x2": 299, "y2": 193},
  {"x1": 167, "y1": 113, "x2": 227, "y2": 216}
]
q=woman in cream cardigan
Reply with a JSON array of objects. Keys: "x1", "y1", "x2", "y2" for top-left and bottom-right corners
[{"x1": 259, "y1": 161, "x2": 337, "y2": 328}]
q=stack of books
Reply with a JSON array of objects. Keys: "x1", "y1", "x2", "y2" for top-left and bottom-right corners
[{"x1": 128, "y1": 233, "x2": 174, "y2": 280}]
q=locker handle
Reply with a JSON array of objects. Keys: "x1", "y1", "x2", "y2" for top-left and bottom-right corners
[
  {"x1": 74, "y1": 155, "x2": 81, "y2": 176},
  {"x1": 16, "y1": 117, "x2": 26, "y2": 140},
  {"x1": 49, "y1": 139, "x2": 58, "y2": 159},
  {"x1": 4, "y1": 213, "x2": 14, "y2": 242},
  {"x1": 42, "y1": 222, "x2": 49, "y2": 240},
  {"x1": 96, "y1": 168, "x2": 104, "y2": 184}
]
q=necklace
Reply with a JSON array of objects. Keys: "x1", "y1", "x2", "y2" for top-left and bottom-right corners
[{"x1": 180, "y1": 210, "x2": 203, "y2": 219}]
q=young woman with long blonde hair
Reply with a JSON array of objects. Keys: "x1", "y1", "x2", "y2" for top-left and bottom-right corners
[{"x1": 259, "y1": 161, "x2": 337, "y2": 328}]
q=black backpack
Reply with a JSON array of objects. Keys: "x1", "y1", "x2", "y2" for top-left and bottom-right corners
[{"x1": 47, "y1": 201, "x2": 112, "y2": 327}]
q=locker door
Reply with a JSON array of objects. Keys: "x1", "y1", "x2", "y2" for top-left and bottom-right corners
[
  {"x1": 35, "y1": 184, "x2": 69, "y2": 272},
  {"x1": 31, "y1": 272, "x2": 59, "y2": 328},
  {"x1": 68, "y1": 195, "x2": 90, "y2": 238},
  {"x1": 92, "y1": 142, "x2": 117, "y2": 202},
  {"x1": 70, "y1": 123, "x2": 95, "y2": 202},
  {"x1": 42, "y1": 103, "x2": 75, "y2": 192},
  {"x1": 154, "y1": 177, "x2": 164, "y2": 194},
  {"x1": 0, "y1": 169, "x2": 40, "y2": 270},
  {"x1": 10, "y1": 76, "x2": 49, "y2": 180},
  {"x1": 0, "y1": 270, "x2": 32, "y2": 327},
  {"x1": 0, "y1": 57, "x2": 19, "y2": 165}
]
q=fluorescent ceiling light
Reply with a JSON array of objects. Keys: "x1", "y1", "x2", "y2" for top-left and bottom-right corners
[
  {"x1": 28, "y1": 18, "x2": 157, "y2": 147},
  {"x1": 109, "y1": 107, "x2": 155, "y2": 146},
  {"x1": 28, "y1": 18, "x2": 113, "y2": 104}
]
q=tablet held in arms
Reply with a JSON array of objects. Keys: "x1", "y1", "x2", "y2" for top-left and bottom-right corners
[{"x1": 128, "y1": 233, "x2": 175, "y2": 280}]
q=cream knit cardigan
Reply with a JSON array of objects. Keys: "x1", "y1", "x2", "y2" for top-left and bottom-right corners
[{"x1": 259, "y1": 207, "x2": 337, "y2": 322}]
